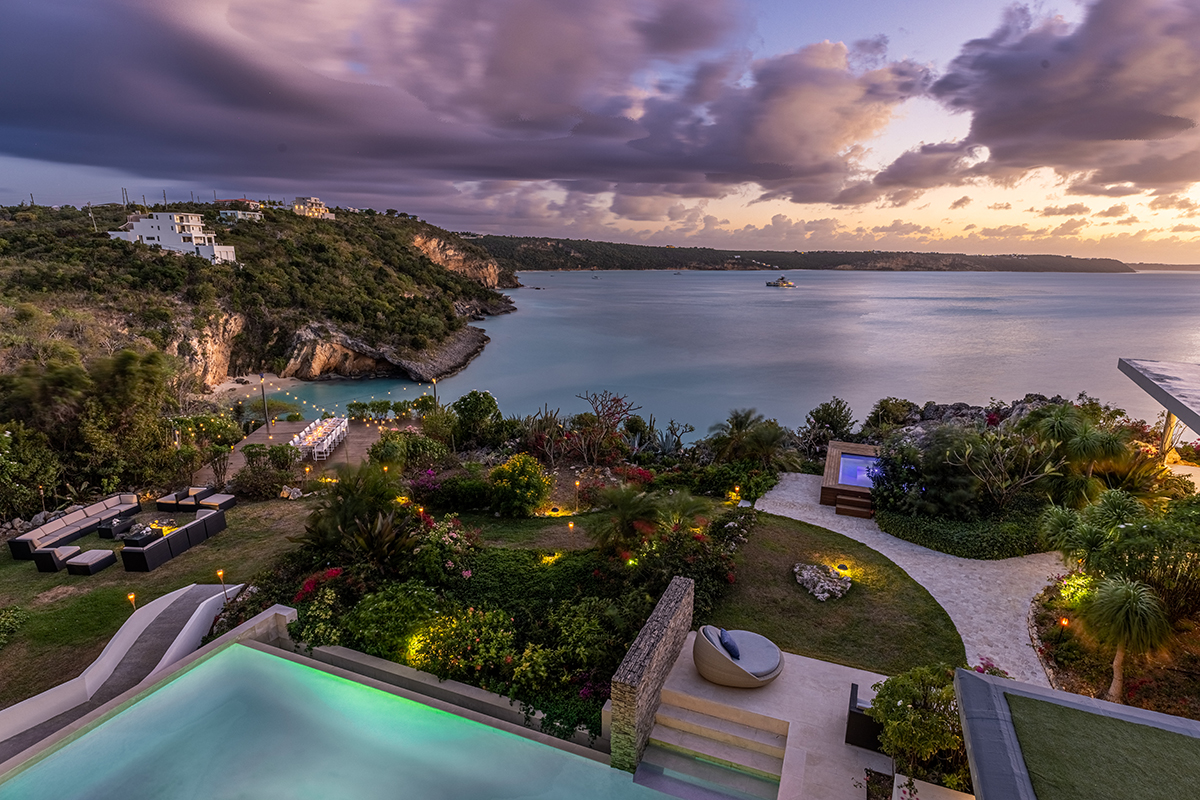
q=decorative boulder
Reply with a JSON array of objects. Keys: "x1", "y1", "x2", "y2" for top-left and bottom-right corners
[{"x1": 793, "y1": 563, "x2": 851, "y2": 601}]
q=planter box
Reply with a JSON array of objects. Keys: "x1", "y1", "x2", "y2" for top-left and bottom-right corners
[{"x1": 893, "y1": 774, "x2": 974, "y2": 800}]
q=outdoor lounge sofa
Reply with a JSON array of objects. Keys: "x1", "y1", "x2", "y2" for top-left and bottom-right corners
[
  {"x1": 693, "y1": 625, "x2": 784, "y2": 688},
  {"x1": 198, "y1": 493, "x2": 237, "y2": 511},
  {"x1": 156, "y1": 487, "x2": 214, "y2": 512},
  {"x1": 32, "y1": 546, "x2": 82, "y2": 573},
  {"x1": 8, "y1": 494, "x2": 140, "y2": 560},
  {"x1": 121, "y1": 508, "x2": 228, "y2": 572},
  {"x1": 845, "y1": 682, "x2": 884, "y2": 752}
]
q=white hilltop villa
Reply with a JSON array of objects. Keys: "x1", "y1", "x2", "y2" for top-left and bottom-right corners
[
  {"x1": 108, "y1": 212, "x2": 236, "y2": 263},
  {"x1": 292, "y1": 196, "x2": 335, "y2": 220}
]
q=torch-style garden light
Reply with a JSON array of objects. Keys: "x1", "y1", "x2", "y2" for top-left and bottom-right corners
[
  {"x1": 218, "y1": 569, "x2": 228, "y2": 601},
  {"x1": 127, "y1": 593, "x2": 137, "y2": 611},
  {"x1": 575, "y1": 480, "x2": 580, "y2": 511}
]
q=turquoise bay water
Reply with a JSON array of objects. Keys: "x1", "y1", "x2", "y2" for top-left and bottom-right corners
[
  {"x1": 277, "y1": 270, "x2": 1200, "y2": 434},
  {"x1": 0, "y1": 644, "x2": 663, "y2": 800}
]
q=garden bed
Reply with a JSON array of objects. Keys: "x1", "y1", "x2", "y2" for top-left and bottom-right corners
[{"x1": 1031, "y1": 576, "x2": 1200, "y2": 720}]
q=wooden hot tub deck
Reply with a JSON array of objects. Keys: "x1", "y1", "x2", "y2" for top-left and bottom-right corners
[{"x1": 820, "y1": 441, "x2": 880, "y2": 518}]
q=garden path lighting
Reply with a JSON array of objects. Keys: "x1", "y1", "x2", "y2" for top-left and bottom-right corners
[
  {"x1": 127, "y1": 593, "x2": 137, "y2": 611},
  {"x1": 218, "y1": 570, "x2": 228, "y2": 601},
  {"x1": 1056, "y1": 616, "x2": 1069, "y2": 644}
]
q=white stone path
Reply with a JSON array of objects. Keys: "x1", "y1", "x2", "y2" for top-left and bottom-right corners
[{"x1": 757, "y1": 474, "x2": 1063, "y2": 686}]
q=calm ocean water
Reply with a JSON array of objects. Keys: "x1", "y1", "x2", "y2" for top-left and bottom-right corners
[{"x1": 274, "y1": 270, "x2": 1200, "y2": 435}]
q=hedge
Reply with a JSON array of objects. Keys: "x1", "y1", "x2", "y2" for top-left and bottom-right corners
[{"x1": 874, "y1": 509, "x2": 1044, "y2": 560}]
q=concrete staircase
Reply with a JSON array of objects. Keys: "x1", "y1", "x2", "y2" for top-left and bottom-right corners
[
  {"x1": 833, "y1": 492, "x2": 874, "y2": 519},
  {"x1": 639, "y1": 686, "x2": 787, "y2": 799}
]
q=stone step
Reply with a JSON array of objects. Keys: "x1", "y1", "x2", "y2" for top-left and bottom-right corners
[
  {"x1": 836, "y1": 504, "x2": 874, "y2": 518},
  {"x1": 649, "y1": 723, "x2": 786, "y2": 780},
  {"x1": 660, "y1": 688, "x2": 789, "y2": 737},
  {"x1": 636, "y1": 744, "x2": 780, "y2": 800},
  {"x1": 655, "y1": 703, "x2": 786, "y2": 759}
]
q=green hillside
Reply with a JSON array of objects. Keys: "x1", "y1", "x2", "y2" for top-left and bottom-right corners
[{"x1": 473, "y1": 235, "x2": 1133, "y2": 273}]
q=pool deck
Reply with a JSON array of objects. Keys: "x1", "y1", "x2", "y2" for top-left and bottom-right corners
[{"x1": 655, "y1": 632, "x2": 892, "y2": 799}]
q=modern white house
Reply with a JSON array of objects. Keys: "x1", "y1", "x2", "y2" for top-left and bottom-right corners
[
  {"x1": 292, "y1": 196, "x2": 335, "y2": 220},
  {"x1": 218, "y1": 209, "x2": 263, "y2": 223},
  {"x1": 108, "y1": 212, "x2": 236, "y2": 263}
]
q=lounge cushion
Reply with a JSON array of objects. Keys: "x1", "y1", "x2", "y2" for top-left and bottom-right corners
[
  {"x1": 121, "y1": 538, "x2": 172, "y2": 572},
  {"x1": 33, "y1": 546, "x2": 81, "y2": 573},
  {"x1": 66, "y1": 549, "x2": 117, "y2": 575},
  {"x1": 198, "y1": 493, "x2": 237, "y2": 511},
  {"x1": 726, "y1": 630, "x2": 782, "y2": 678},
  {"x1": 718, "y1": 628, "x2": 741, "y2": 660}
]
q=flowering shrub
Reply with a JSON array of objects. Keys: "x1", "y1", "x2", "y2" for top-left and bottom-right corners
[
  {"x1": 413, "y1": 514, "x2": 481, "y2": 583},
  {"x1": 290, "y1": 587, "x2": 345, "y2": 648},
  {"x1": 793, "y1": 563, "x2": 851, "y2": 601},
  {"x1": 613, "y1": 465, "x2": 654, "y2": 486},
  {"x1": 406, "y1": 607, "x2": 518, "y2": 691},
  {"x1": 342, "y1": 580, "x2": 444, "y2": 661},
  {"x1": 0, "y1": 606, "x2": 30, "y2": 651},
  {"x1": 490, "y1": 454, "x2": 553, "y2": 517},
  {"x1": 409, "y1": 468, "x2": 441, "y2": 501},
  {"x1": 293, "y1": 567, "x2": 344, "y2": 603},
  {"x1": 576, "y1": 478, "x2": 608, "y2": 508}
]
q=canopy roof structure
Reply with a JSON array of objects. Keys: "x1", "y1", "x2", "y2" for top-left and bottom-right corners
[{"x1": 1118, "y1": 358, "x2": 1200, "y2": 434}]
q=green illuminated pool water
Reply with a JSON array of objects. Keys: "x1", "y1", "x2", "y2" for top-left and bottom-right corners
[{"x1": 0, "y1": 644, "x2": 664, "y2": 799}]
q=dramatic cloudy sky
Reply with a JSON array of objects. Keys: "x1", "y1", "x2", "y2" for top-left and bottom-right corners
[{"x1": 4, "y1": 0, "x2": 1200, "y2": 261}]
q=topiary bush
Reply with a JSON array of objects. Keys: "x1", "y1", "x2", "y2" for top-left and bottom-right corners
[{"x1": 489, "y1": 453, "x2": 553, "y2": 516}]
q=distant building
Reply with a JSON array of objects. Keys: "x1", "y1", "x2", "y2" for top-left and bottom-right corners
[
  {"x1": 292, "y1": 197, "x2": 335, "y2": 220},
  {"x1": 108, "y1": 212, "x2": 236, "y2": 263},
  {"x1": 216, "y1": 198, "x2": 261, "y2": 210},
  {"x1": 219, "y1": 209, "x2": 263, "y2": 223}
]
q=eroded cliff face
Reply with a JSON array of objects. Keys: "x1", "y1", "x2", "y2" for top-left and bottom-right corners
[
  {"x1": 276, "y1": 322, "x2": 490, "y2": 383},
  {"x1": 174, "y1": 311, "x2": 247, "y2": 389},
  {"x1": 411, "y1": 234, "x2": 520, "y2": 289}
]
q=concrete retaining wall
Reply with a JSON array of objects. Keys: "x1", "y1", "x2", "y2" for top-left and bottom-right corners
[
  {"x1": 151, "y1": 585, "x2": 244, "y2": 678},
  {"x1": 0, "y1": 585, "x2": 194, "y2": 744},
  {"x1": 609, "y1": 576, "x2": 694, "y2": 772}
]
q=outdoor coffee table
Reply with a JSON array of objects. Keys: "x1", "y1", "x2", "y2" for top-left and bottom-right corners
[{"x1": 124, "y1": 531, "x2": 162, "y2": 548}]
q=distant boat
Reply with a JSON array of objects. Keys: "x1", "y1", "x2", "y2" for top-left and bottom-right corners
[{"x1": 766, "y1": 276, "x2": 795, "y2": 287}]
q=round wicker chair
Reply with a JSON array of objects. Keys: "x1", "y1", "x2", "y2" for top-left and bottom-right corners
[{"x1": 692, "y1": 625, "x2": 784, "y2": 688}]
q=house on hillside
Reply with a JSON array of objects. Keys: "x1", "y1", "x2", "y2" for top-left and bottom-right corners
[
  {"x1": 216, "y1": 198, "x2": 261, "y2": 210},
  {"x1": 107, "y1": 212, "x2": 236, "y2": 263},
  {"x1": 292, "y1": 197, "x2": 335, "y2": 220},
  {"x1": 218, "y1": 209, "x2": 263, "y2": 223}
]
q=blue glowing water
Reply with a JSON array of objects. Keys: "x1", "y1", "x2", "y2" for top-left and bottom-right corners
[
  {"x1": 275, "y1": 270, "x2": 1200, "y2": 435},
  {"x1": 0, "y1": 644, "x2": 664, "y2": 800}
]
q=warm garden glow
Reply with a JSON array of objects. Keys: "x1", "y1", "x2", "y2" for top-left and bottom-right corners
[{"x1": 540, "y1": 552, "x2": 563, "y2": 566}]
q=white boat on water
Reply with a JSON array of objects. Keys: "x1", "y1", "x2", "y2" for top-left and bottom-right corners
[{"x1": 765, "y1": 276, "x2": 795, "y2": 287}]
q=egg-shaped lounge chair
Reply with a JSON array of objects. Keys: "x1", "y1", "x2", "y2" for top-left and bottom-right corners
[{"x1": 693, "y1": 625, "x2": 784, "y2": 688}]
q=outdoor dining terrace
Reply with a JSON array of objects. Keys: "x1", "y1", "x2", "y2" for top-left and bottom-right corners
[{"x1": 290, "y1": 417, "x2": 349, "y2": 461}]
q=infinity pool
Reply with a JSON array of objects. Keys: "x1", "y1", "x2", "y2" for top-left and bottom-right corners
[{"x1": 0, "y1": 644, "x2": 664, "y2": 799}]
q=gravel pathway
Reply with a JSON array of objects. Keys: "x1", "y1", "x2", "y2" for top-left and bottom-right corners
[{"x1": 757, "y1": 474, "x2": 1062, "y2": 686}]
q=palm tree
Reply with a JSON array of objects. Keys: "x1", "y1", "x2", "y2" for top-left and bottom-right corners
[
  {"x1": 586, "y1": 486, "x2": 660, "y2": 555},
  {"x1": 657, "y1": 490, "x2": 710, "y2": 534},
  {"x1": 1084, "y1": 576, "x2": 1171, "y2": 703},
  {"x1": 708, "y1": 409, "x2": 765, "y2": 462}
]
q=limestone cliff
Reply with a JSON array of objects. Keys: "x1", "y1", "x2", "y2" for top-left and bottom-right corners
[
  {"x1": 277, "y1": 322, "x2": 490, "y2": 383},
  {"x1": 174, "y1": 311, "x2": 247, "y2": 389},
  {"x1": 412, "y1": 234, "x2": 521, "y2": 289}
]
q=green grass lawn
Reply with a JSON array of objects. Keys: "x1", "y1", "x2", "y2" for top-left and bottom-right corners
[
  {"x1": 1007, "y1": 692, "x2": 1200, "y2": 800},
  {"x1": 0, "y1": 500, "x2": 310, "y2": 709},
  {"x1": 705, "y1": 513, "x2": 965, "y2": 676},
  {"x1": 457, "y1": 511, "x2": 602, "y2": 548}
]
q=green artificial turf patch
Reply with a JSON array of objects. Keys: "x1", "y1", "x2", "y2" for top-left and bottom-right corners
[
  {"x1": 1007, "y1": 692, "x2": 1200, "y2": 800},
  {"x1": 704, "y1": 513, "x2": 964, "y2": 675}
]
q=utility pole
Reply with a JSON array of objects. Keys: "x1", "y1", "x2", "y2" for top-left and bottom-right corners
[
  {"x1": 163, "y1": 189, "x2": 167, "y2": 207},
  {"x1": 29, "y1": 193, "x2": 35, "y2": 206},
  {"x1": 142, "y1": 194, "x2": 147, "y2": 208},
  {"x1": 190, "y1": 191, "x2": 195, "y2": 203}
]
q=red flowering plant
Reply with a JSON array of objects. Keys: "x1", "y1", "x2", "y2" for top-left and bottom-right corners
[
  {"x1": 287, "y1": 566, "x2": 367, "y2": 651},
  {"x1": 412, "y1": 514, "x2": 482, "y2": 586},
  {"x1": 613, "y1": 465, "x2": 655, "y2": 487}
]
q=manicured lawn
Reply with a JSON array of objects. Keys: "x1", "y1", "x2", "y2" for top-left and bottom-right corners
[
  {"x1": 705, "y1": 513, "x2": 965, "y2": 676},
  {"x1": 458, "y1": 512, "x2": 599, "y2": 549},
  {"x1": 1007, "y1": 692, "x2": 1200, "y2": 800},
  {"x1": 0, "y1": 500, "x2": 309, "y2": 709}
]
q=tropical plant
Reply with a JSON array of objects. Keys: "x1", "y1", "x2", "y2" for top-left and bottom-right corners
[
  {"x1": 863, "y1": 396, "x2": 918, "y2": 435},
  {"x1": 1084, "y1": 576, "x2": 1172, "y2": 703},
  {"x1": 586, "y1": 486, "x2": 660, "y2": 555},
  {"x1": 866, "y1": 664, "x2": 971, "y2": 792},
  {"x1": 708, "y1": 408, "x2": 766, "y2": 462},
  {"x1": 343, "y1": 510, "x2": 425, "y2": 576},
  {"x1": 342, "y1": 580, "x2": 444, "y2": 661},
  {"x1": 797, "y1": 397, "x2": 856, "y2": 456},
  {"x1": 295, "y1": 462, "x2": 406, "y2": 553},
  {"x1": 451, "y1": 389, "x2": 502, "y2": 447},
  {"x1": 945, "y1": 430, "x2": 1062, "y2": 511},
  {"x1": 367, "y1": 399, "x2": 394, "y2": 422}
]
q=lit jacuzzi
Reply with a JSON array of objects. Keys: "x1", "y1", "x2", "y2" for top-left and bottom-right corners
[
  {"x1": 0, "y1": 643, "x2": 664, "y2": 800},
  {"x1": 837, "y1": 454, "x2": 879, "y2": 488}
]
